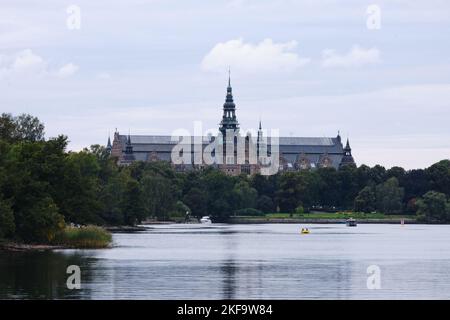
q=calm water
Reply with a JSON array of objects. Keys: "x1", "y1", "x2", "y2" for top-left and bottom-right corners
[{"x1": 1, "y1": 223, "x2": 450, "y2": 299}]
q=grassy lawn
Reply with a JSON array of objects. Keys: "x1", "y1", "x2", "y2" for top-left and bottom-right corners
[{"x1": 246, "y1": 212, "x2": 414, "y2": 220}]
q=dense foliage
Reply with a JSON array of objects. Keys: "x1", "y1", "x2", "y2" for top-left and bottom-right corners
[{"x1": 1, "y1": 113, "x2": 450, "y2": 243}]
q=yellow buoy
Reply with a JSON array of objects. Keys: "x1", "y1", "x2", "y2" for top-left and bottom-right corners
[{"x1": 301, "y1": 228, "x2": 310, "y2": 234}]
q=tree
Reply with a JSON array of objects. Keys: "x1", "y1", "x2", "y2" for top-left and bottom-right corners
[
  {"x1": 122, "y1": 178, "x2": 144, "y2": 225},
  {"x1": 276, "y1": 171, "x2": 319, "y2": 212},
  {"x1": 59, "y1": 151, "x2": 102, "y2": 224},
  {"x1": 427, "y1": 160, "x2": 450, "y2": 196},
  {"x1": 316, "y1": 168, "x2": 340, "y2": 208},
  {"x1": 99, "y1": 170, "x2": 128, "y2": 225},
  {"x1": 354, "y1": 186, "x2": 376, "y2": 213},
  {"x1": 18, "y1": 197, "x2": 65, "y2": 243},
  {"x1": 416, "y1": 191, "x2": 450, "y2": 223},
  {"x1": 250, "y1": 174, "x2": 277, "y2": 198},
  {"x1": 201, "y1": 170, "x2": 236, "y2": 220},
  {"x1": 233, "y1": 181, "x2": 258, "y2": 210},
  {"x1": 0, "y1": 113, "x2": 17, "y2": 142},
  {"x1": 375, "y1": 177, "x2": 404, "y2": 214},
  {"x1": 256, "y1": 195, "x2": 275, "y2": 213},
  {"x1": 369, "y1": 165, "x2": 387, "y2": 185},
  {"x1": 140, "y1": 173, "x2": 174, "y2": 220},
  {"x1": 403, "y1": 169, "x2": 430, "y2": 202},
  {"x1": 338, "y1": 165, "x2": 359, "y2": 208},
  {"x1": 14, "y1": 114, "x2": 45, "y2": 142},
  {"x1": 0, "y1": 113, "x2": 45, "y2": 143},
  {"x1": 183, "y1": 187, "x2": 208, "y2": 218},
  {"x1": 0, "y1": 197, "x2": 15, "y2": 239}
]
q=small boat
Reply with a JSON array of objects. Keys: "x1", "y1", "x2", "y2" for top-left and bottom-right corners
[
  {"x1": 200, "y1": 216, "x2": 212, "y2": 224},
  {"x1": 346, "y1": 218, "x2": 357, "y2": 227},
  {"x1": 300, "y1": 228, "x2": 310, "y2": 234}
]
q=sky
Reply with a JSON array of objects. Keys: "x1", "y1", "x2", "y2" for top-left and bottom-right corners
[{"x1": 1, "y1": 0, "x2": 449, "y2": 169}]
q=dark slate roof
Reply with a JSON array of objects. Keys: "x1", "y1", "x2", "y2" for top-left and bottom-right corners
[{"x1": 118, "y1": 134, "x2": 345, "y2": 169}]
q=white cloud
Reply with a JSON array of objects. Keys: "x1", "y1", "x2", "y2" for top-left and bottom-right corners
[
  {"x1": 56, "y1": 63, "x2": 79, "y2": 78},
  {"x1": 12, "y1": 49, "x2": 46, "y2": 72},
  {"x1": 0, "y1": 49, "x2": 79, "y2": 79},
  {"x1": 0, "y1": 49, "x2": 47, "y2": 77},
  {"x1": 201, "y1": 38, "x2": 310, "y2": 73},
  {"x1": 321, "y1": 45, "x2": 381, "y2": 68}
]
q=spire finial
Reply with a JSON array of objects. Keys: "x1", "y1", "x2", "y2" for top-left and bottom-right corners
[
  {"x1": 345, "y1": 137, "x2": 351, "y2": 149},
  {"x1": 228, "y1": 67, "x2": 231, "y2": 87}
]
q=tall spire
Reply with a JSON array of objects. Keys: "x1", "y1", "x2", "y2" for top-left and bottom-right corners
[
  {"x1": 123, "y1": 131, "x2": 135, "y2": 162},
  {"x1": 219, "y1": 70, "x2": 239, "y2": 135},
  {"x1": 106, "y1": 133, "x2": 112, "y2": 152},
  {"x1": 345, "y1": 138, "x2": 351, "y2": 150},
  {"x1": 339, "y1": 137, "x2": 356, "y2": 168}
]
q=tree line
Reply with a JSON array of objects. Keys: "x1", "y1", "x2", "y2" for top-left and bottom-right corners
[{"x1": 1, "y1": 113, "x2": 450, "y2": 243}]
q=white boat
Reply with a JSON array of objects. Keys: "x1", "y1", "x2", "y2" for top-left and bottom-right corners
[
  {"x1": 200, "y1": 216, "x2": 212, "y2": 224},
  {"x1": 346, "y1": 218, "x2": 357, "y2": 227}
]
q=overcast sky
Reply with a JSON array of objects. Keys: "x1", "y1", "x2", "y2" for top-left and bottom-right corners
[{"x1": 1, "y1": 0, "x2": 449, "y2": 169}]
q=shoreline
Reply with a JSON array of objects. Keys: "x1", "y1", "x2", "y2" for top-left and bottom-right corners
[
  {"x1": 228, "y1": 217, "x2": 418, "y2": 224},
  {"x1": 0, "y1": 219, "x2": 426, "y2": 252},
  {"x1": 0, "y1": 242, "x2": 65, "y2": 252}
]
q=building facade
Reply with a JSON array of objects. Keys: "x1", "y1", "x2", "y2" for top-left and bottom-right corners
[{"x1": 108, "y1": 77, "x2": 356, "y2": 175}]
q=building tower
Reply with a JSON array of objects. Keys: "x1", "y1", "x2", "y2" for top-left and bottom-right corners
[
  {"x1": 123, "y1": 133, "x2": 135, "y2": 163},
  {"x1": 106, "y1": 135, "x2": 112, "y2": 154},
  {"x1": 219, "y1": 71, "x2": 239, "y2": 136},
  {"x1": 257, "y1": 120, "x2": 268, "y2": 165},
  {"x1": 339, "y1": 138, "x2": 356, "y2": 168}
]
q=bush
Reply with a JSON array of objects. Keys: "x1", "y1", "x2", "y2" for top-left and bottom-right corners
[
  {"x1": 234, "y1": 208, "x2": 264, "y2": 216},
  {"x1": 54, "y1": 225, "x2": 112, "y2": 248},
  {"x1": 295, "y1": 206, "x2": 304, "y2": 214}
]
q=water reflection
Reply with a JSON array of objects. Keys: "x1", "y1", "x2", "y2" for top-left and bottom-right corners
[
  {"x1": 0, "y1": 251, "x2": 90, "y2": 299},
  {"x1": 2, "y1": 224, "x2": 450, "y2": 299}
]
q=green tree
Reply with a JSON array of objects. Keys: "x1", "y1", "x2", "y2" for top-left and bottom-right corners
[
  {"x1": 317, "y1": 168, "x2": 341, "y2": 208},
  {"x1": 0, "y1": 197, "x2": 15, "y2": 239},
  {"x1": 0, "y1": 113, "x2": 45, "y2": 143},
  {"x1": 122, "y1": 178, "x2": 144, "y2": 225},
  {"x1": 427, "y1": 160, "x2": 450, "y2": 196},
  {"x1": 59, "y1": 151, "x2": 102, "y2": 224},
  {"x1": 276, "y1": 171, "x2": 318, "y2": 212},
  {"x1": 14, "y1": 114, "x2": 45, "y2": 142},
  {"x1": 375, "y1": 177, "x2": 404, "y2": 214},
  {"x1": 183, "y1": 187, "x2": 208, "y2": 218},
  {"x1": 99, "y1": 170, "x2": 128, "y2": 225},
  {"x1": 354, "y1": 186, "x2": 376, "y2": 213},
  {"x1": 233, "y1": 181, "x2": 258, "y2": 210},
  {"x1": 416, "y1": 191, "x2": 450, "y2": 223},
  {"x1": 19, "y1": 197, "x2": 65, "y2": 243},
  {"x1": 140, "y1": 173, "x2": 174, "y2": 220},
  {"x1": 256, "y1": 195, "x2": 275, "y2": 213},
  {"x1": 0, "y1": 113, "x2": 17, "y2": 142},
  {"x1": 201, "y1": 169, "x2": 236, "y2": 220}
]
